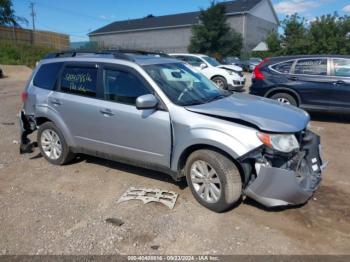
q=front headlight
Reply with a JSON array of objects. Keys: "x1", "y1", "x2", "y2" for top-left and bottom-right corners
[
  {"x1": 257, "y1": 132, "x2": 299, "y2": 153},
  {"x1": 225, "y1": 69, "x2": 238, "y2": 76}
]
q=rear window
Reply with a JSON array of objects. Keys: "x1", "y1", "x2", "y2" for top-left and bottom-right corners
[
  {"x1": 294, "y1": 59, "x2": 327, "y2": 76},
  {"x1": 33, "y1": 62, "x2": 63, "y2": 90},
  {"x1": 271, "y1": 61, "x2": 294, "y2": 74},
  {"x1": 333, "y1": 59, "x2": 350, "y2": 77},
  {"x1": 60, "y1": 66, "x2": 98, "y2": 97}
]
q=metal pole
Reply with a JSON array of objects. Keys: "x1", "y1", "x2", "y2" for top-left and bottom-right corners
[{"x1": 30, "y1": 2, "x2": 36, "y2": 45}]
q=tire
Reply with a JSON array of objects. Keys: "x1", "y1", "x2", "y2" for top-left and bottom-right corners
[
  {"x1": 270, "y1": 93, "x2": 297, "y2": 107},
  {"x1": 37, "y1": 122, "x2": 75, "y2": 165},
  {"x1": 185, "y1": 149, "x2": 242, "y2": 212},
  {"x1": 212, "y1": 76, "x2": 228, "y2": 90}
]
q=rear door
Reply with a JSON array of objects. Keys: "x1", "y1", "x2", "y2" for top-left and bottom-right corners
[
  {"x1": 330, "y1": 58, "x2": 350, "y2": 112},
  {"x1": 291, "y1": 58, "x2": 332, "y2": 110},
  {"x1": 48, "y1": 62, "x2": 103, "y2": 150}
]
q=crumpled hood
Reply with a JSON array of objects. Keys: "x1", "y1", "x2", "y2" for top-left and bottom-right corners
[
  {"x1": 217, "y1": 64, "x2": 243, "y2": 72},
  {"x1": 185, "y1": 93, "x2": 310, "y2": 133}
]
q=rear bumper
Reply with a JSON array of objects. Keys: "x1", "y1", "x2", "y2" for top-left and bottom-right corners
[
  {"x1": 19, "y1": 110, "x2": 37, "y2": 154},
  {"x1": 244, "y1": 131, "x2": 326, "y2": 207}
]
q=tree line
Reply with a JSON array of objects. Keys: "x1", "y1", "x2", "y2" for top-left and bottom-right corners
[
  {"x1": 189, "y1": 1, "x2": 350, "y2": 59},
  {"x1": 264, "y1": 13, "x2": 350, "y2": 57}
]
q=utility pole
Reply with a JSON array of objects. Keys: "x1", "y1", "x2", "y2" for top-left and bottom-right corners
[{"x1": 30, "y1": 2, "x2": 36, "y2": 44}]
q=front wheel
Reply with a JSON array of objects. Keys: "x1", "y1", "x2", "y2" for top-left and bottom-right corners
[
  {"x1": 37, "y1": 122, "x2": 75, "y2": 165},
  {"x1": 185, "y1": 149, "x2": 242, "y2": 212},
  {"x1": 212, "y1": 76, "x2": 228, "y2": 90}
]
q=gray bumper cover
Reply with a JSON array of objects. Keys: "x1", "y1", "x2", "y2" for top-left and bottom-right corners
[{"x1": 245, "y1": 166, "x2": 319, "y2": 207}]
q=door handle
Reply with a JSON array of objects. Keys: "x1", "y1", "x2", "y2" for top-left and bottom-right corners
[
  {"x1": 288, "y1": 76, "x2": 298, "y2": 81},
  {"x1": 49, "y1": 99, "x2": 62, "y2": 106},
  {"x1": 100, "y1": 109, "x2": 114, "y2": 116}
]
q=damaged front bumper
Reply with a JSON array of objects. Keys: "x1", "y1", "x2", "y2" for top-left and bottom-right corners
[{"x1": 244, "y1": 131, "x2": 327, "y2": 207}]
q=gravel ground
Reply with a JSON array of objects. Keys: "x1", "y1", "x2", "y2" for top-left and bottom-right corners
[{"x1": 0, "y1": 65, "x2": 349, "y2": 255}]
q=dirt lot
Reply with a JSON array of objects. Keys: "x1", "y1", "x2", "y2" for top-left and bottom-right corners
[{"x1": 0, "y1": 65, "x2": 349, "y2": 255}]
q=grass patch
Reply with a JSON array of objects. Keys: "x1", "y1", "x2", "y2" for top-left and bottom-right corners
[{"x1": 0, "y1": 41, "x2": 56, "y2": 68}]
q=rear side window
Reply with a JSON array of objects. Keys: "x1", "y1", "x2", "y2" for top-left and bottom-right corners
[
  {"x1": 103, "y1": 69, "x2": 150, "y2": 105},
  {"x1": 183, "y1": 56, "x2": 203, "y2": 67},
  {"x1": 294, "y1": 59, "x2": 327, "y2": 76},
  {"x1": 33, "y1": 62, "x2": 63, "y2": 90},
  {"x1": 60, "y1": 66, "x2": 98, "y2": 97},
  {"x1": 271, "y1": 61, "x2": 294, "y2": 74},
  {"x1": 333, "y1": 59, "x2": 350, "y2": 77}
]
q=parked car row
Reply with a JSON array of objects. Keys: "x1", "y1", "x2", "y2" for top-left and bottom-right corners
[
  {"x1": 169, "y1": 53, "x2": 246, "y2": 91},
  {"x1": 249, "y1": 55, "x2": 350, "y2": 113},
  {"x1": 19, "y1": 50, "x2": 325, "y2": 212},
  {"x1": 223, "y1": 57, "x2": 262, "y2": 72}
]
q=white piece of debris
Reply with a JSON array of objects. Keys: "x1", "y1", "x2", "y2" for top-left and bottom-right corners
[
  {"x1": 12, "y1": 140, "x2": 18, "y2": 144},
  {"x1": 117, "y1": 187, "x2": 178, "y2": 209}
]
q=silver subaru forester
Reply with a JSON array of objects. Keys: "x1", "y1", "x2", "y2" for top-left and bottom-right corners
[{"x1": 19, "y1": 51, "x2": 326, "y2": 212}]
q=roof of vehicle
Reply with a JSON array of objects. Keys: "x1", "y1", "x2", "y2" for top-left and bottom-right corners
[
  {"x1": 41, "y1": 51, "x2": 181, "y2": 66},
  {"x1": 169, "y1": 53, "x2": 209, "y2": 58},
  {"x1": 267, "y1": 54, "x2": 350, "y2": 63}
]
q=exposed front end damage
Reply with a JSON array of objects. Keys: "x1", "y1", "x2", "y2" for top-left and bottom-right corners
[{"x1": 242, "y1": 130, "x2": 327, "y2": 207}]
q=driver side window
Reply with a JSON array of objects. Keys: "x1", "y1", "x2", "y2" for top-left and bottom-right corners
[{"x1": 103, "y1": 68, "x2": 150, "y2": 105}]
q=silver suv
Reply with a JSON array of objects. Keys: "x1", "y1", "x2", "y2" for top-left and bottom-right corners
[{"x1": 19, "y1": 51, "x2": 326, "y2": 212}]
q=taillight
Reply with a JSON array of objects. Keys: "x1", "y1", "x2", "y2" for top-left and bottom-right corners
[
  {"x1": 21, "y1": 91, "x2": 28, "y2": 103},
  {"x1": 252, "y1": 58, "x2": 270, "y2": 80}
]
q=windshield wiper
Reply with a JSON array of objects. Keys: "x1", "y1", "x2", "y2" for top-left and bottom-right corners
[{"x1": 201, "y1": 94, "x2": 227, "y2": 104}]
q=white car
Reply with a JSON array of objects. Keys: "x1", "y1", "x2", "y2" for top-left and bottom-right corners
[{"x1": 169, "y1": 53, "x2": 246, "y2": 91}]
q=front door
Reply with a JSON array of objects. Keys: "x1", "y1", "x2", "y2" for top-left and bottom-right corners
[
  {"x1": 330, "y1": 58, "x2": 350, "y2": 112},
  {"x1": 95, "y1": 64, "x2": 172, "y2": 168}
]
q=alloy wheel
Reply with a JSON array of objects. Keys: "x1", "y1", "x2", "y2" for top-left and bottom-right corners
[
  {"x1": 214, "y1": 79, "x2": 225, "y2": 89},
  {"x1": 40, "y1": 129, "x2": 62, "y2": 160},
  {"x1": 276, "y1": 97, "x2": 291, "y2": 105},
  {"x1": 190, "y1": 160, "x2": 222, "y2": 203}
]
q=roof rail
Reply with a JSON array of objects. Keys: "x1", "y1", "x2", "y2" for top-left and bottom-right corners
[
  {"x1": 43, "y1": 50, "x2": 135, "y2": 62},
  {"x1": 102, "y1": 49, "x2": 171, "y2": 58}
]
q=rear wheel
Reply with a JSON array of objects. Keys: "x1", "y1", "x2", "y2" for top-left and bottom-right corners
[
  {"x1": 37, "y1": 122, "x2": 75, "y2": 165},
  {"x1": 270, "y1": 93, "x2": 297, "y2": 107},
  {"x1": 185, "y1": 149, "x2": 242, "y2": 212},
  {"x1": 212, "y1": 76, "x2": 228, "y2": 90}
]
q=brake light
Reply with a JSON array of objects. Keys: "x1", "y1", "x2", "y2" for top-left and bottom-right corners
[
  {"x1": 21, "y1": 91, "x2": 28, "y2": 103},
  {"x1": 252, "y1": 58, "x2": 270, "y2": 80}
]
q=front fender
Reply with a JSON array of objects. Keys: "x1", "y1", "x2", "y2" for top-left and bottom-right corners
[{"x1": 171, "y1": 127, "x2": 260, "y2": 172}]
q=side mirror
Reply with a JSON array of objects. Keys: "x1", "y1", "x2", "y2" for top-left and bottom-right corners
[
  {"x1": 200, "y1": 63, "x2": 207, "y2": 70},
  {"x1": 136, "y1": 94, "x2": 158, "y2": 110}
]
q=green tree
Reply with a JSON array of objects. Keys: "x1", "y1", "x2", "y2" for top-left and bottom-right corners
[
  {"x1": 188, "y1": 1, "x2": 242, "y2": 59},
  {"x1": 335, "y1": 15, "x2": 350, "y2": 55},
  {"x1": 0, "y1": 0, "x2": 27, "y2": 27},
  {"x1": 309, "y1": 14, "x2": 341, "y2": 54},
  {"x1": 266, "y1": 30, "x2": 281, "y2": 53},
  {"x1": 281, "y1": 14, "x2": 309, "y2": 55}
]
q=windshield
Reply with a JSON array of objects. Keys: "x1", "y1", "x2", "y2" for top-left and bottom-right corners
[
  {"x1": 202, "y1": 56, "x2": 221, "y2": 67},
  {"x1": 143, "y1": 63, "x2": 231, "y2": 106}
]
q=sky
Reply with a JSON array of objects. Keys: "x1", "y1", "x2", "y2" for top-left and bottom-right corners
[{"x1": 12, "y1": 0, "x2": 350, "y2": 42}]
